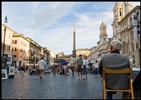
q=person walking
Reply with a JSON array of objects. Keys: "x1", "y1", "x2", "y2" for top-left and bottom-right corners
[
  {"x1": 52, "y1": 62, "x2": 57, "y2": 75},
  {"x1": 76, "y1": 54, "x2": 83, "y2": 80},
  {"x1": 94, "y1": 60, "x2": 99, "y2": 76},
  {"x1": 82, "y1": 56, "x2": 89, "y2": 79},
  {"x1": 70, "y1": 56, "x2": 76, "y2": 75},
  {"x1": 21, "y1": 63, "x2": 25, "y2": 76},
  {"x1": 37, "y1": 57, "x2": 46, "y2": 79},
  {"x1": 99, "y1": 39, "x2": 130, "y2": 99}
]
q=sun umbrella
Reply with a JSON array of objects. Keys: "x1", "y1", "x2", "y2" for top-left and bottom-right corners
[
  {"x1": 55, "y1": 59, "x2": 66, "y2": 63},
  {"x1": 61, "y1": 61, "x2": 68, "y2": 65}
]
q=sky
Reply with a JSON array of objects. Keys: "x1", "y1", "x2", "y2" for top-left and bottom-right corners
[{"x1": 2, "y1": 1, "x2": 140, "y2": 55}]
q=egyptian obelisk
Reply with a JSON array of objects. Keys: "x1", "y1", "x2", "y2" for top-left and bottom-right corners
[{"x1": 72, "y1": 23, "x2": 76, "y2": 57}]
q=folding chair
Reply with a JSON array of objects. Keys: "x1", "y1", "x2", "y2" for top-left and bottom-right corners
[{"x1": 102, "y1": 67, "x2": 134, "y2": 99}]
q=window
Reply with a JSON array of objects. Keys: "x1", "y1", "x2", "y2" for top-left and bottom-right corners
[
  {"x1": 12, "y1": 40, "x2": 17, "y2": 44},
  {"x1": 13, "y1": 55, "x2": 16, "y2": 58},
  {"x1": 12, "y1": 40, "x2": 14, "y2": 44},
  {"x1": 7, "y1": 45, "x2": 10, "y2": 51},
  {"x1": 4, "y1": 44, "x2": 7, "y2": 51},
  {"x1": 15, "y1": 40, "x2": 17, "y2": 44},
  {"x1": 5, "y1": 44, "x2": 7, "y2": 51},
  {"x1": 119, "y1": 8, "x2": 122, "y2": 16},
  {"x1": 20, "y1": 49, "x2": 23, "y2": 52},
  {"x1": 126, "y1": 43, "x2": 129, "y2": 54},
  {"x1": 15, "y1": 47, "x2": 17, "y2": 51},
  {"x1": 131, "y1": 43, "x2": 134, "y2": 51},
  {"x1": 130, "y1": 17, "x2": 132, "y2": 26},
  {"x1": 136, "y1": 43, "x2": 138, "y2": 49},
  {"x1": 12, "y1": 47, "x2": 17, "y2": 51},
  {"x1": 133, "y1": 14, "x2": 137, "y2": 20},
  {"x1": 130, "y1": 31, "x2": 134, "y2": 40}
]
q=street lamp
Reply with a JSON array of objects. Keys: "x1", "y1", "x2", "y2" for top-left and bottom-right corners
[
  {"x1": 35, "y1": 48, "x2": 36, "y2": 64},
  {"x1": 2, "y1": 16, "x2": 7, "y2": 69},
  {"x1": 3, "y1": 25, "x2": 6, "y2": 56}
]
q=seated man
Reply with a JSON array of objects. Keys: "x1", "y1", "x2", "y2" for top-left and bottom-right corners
[
  {"x1": 99, "y1": 39, "x2": 130, "y2": 99},
  {"x1": 30, "y1": 64, "x2": 36, "y2": 75},
  {"x1": 62, "y1": 62, "x2": 69, "y2": 76}
]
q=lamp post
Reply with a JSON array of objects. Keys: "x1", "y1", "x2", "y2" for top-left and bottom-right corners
[
  {"x1": 35, "y1": 48, "x2": 36, "y2": 64},
  {"x1": 2, "y1": 16, "x2": 7, "y2": 69},
  {"x1": 3, "y1": 25, "x2": 6, "y2": 56},
  {"x1": 2, "y1": 25, "x2": 6, "y2": 69}
]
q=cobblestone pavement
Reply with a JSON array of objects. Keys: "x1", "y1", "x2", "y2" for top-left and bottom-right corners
[{"x1": 2, "y1": 70, "x2": 122, "y2": 99}]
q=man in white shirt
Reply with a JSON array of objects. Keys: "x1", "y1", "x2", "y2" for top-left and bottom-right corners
[{"x1": 37, "y1": 57, "x2": 46, "y2": 79}]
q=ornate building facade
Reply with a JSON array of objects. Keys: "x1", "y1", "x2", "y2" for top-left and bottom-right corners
[
  {"x1": 112, "y1": 2, "x2": 140, "y2": 67},
  {"x1": 76, "y1": 48, "x2": 90, "y2": 58},
  {"x1": 57, "y1": 52, "x2": 71, "y2": 62},
  {"x1": 88, "y1": 2, "x2": 140, "y2": 68}
]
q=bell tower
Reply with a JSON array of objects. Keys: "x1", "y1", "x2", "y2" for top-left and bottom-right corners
[
  {"x1": 111, "y1": 2, "x2": 125, "y2": 39},
  {"x1": 124, "y1": 2, "x2": 134, "y2": 15},
  {"x1": 99, "y1": 20, "x2": 107, "y2": 44}
]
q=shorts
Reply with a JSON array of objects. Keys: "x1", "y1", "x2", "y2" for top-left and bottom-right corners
[
  {"x1": 77, "y1": 65, "x2": 82, "y2": 73},
  {"x1": 21, "y1": 67, "x2": 25, "y2": 71},
  {"x1": 39, "y1": 69, "x2": 44, "y2": 73}
]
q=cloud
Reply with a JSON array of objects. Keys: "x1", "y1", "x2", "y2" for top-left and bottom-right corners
[
  {"x1": 32, "y1": 22, "x2": 74, "y2": 55},
  {"x1": 129, "y1": 2, "x2": 140, "y2": 7},
  {"x1": 31, "y1": 2, "x2": 76, "y2": 30}
]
